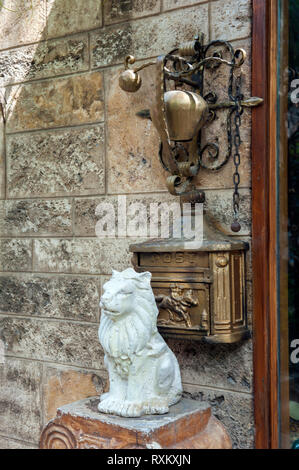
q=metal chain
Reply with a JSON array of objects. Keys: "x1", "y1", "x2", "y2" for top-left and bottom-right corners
[{"x1": 231, "y1": 75, "x2": 243, "y2": 232}]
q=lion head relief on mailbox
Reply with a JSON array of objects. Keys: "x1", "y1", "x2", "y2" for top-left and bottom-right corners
[{"x1": 118, "y1": 33, "x2": 263, "y2": 344}]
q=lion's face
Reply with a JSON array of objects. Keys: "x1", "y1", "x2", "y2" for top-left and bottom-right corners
[
  {"x1": 100, "y1": 278, "x2": 135, "y2": 319},
  {"x1": 99, "y1": 268, "x2": 158, "y2": 360}
]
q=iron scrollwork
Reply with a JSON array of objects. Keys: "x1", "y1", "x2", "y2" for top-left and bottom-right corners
[{"x1": 119, "y1": 34, "x2": 263, "y2": 231}]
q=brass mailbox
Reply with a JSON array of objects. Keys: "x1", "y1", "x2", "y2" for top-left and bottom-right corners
[{"x1": 131, "y1": 228, "x2": 249, "y2": 344}]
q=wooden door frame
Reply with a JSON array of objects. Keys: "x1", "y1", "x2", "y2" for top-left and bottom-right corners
[
  {"x1": 252, "y1": 0, "x2": 289, "y2": 448},
  {"x1": 252, "y1": 0, "x2": 273, "y2": 448}
]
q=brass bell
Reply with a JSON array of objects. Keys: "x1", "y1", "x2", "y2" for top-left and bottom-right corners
[
  {"x1": 119, "y1": 69, "x2": 142, "y2": 93},
  {"x1": 162, "y1": 90, "x2": 209, "y2": 141}
]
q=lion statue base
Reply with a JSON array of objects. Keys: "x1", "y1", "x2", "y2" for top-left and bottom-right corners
[{"x1": 98, "y1": 268, "x2": 182, "y2": 418}]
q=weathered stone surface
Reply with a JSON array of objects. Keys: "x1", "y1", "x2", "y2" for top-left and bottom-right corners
[
  {"x1": 104, "y1": 0, "x2": 160, "y2": 25},
  {"x1": 106, "y1": 66, "x2": 167, "y2": 193},
  {"x1": 0, "y1": 239, "x2": 32, "y2": 271},
  {"x1": 43, "y1": 365, "x2": 107, "y2": 423},
  {"x1": 0, "y1": 436, "x2": 37, "y2": 449},
  {"x1": 183, "y1": 385, "x2": 254, "y2": 449},
  {"x1": 246, "y1": 280, "x2": 252, "y2": 327},
  {"x1": 163, "y1": 0, "x2": 207, "y2": 10},
  {"x1": 6, "y1": 72, "x2": 104, "y2": 132},
  {"x1": 0, "y1": 119, "x2": 4, "y2": 199},
  {"x1": 0, "y1": 274, "x2": 100, "y2": 322},
  {"x1": 0, "y1": 199, "x2": 72, "y2": 236},
  {"x1": 7, "y1": 125, "x2": 105, "y2": 198},
  {"x1": 33, "y1": 238, "x2": 134, "y2": 274},
  {"x1": 167, "y1": 338, "x2": 253, "y2": 393},
  {"x1": 74, "y1": 192, "x2": 177, "y2": 236},
  {"x1": 0, "y1": 34, "x2": 89, "y2": 86},
  {"x1": 0, "y1": 358, "x2": 42, "y2": 442},
  {"x1": 204, "y1": 188, "x2": 251, "y2": 236},
  {"x1": 0, "y1": 316, "x2": 104, "y2": 368},
  {"x1": 91, "y1": 5, "x2": 209, "y2": 68},
  {"x1": 235, "y1": 236, "x2": 252, "y2": 281},
  {"x1": 210, "y1": 0, "x2": 252, "y2": 41},
  {"x1": 0, "y1": 0, "x2": 46, "y2": 50},
  {"x1": 46, "y1": 0, "x2": 102, "y2": 38}
]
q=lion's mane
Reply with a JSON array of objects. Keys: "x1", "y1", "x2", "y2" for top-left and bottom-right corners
[{"x1": 99, "y1": 269, "x2": 159, "y2": 368}]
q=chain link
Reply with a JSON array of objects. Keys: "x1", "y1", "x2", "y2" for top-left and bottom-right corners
[{"x1": 231, "y1": 75, "x2": 243, "y2": 232}]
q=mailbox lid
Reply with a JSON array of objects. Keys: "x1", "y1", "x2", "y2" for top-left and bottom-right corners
[{"x1": 129, "y1": 237, "x2": 249, "y2": 253}]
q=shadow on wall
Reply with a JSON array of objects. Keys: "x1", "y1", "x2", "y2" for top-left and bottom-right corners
[{"x1": 0, "y1": 0, "x2": 106, "y2": 201}]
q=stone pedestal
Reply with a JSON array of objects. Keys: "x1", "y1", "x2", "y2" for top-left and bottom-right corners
[{"x1": 39, "y1": 397, "x2": 232, "y2": 449}]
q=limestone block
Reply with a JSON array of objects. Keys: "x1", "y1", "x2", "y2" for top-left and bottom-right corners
[
  {"x1": 0, "y1": 436, "x2": 38, "y2": 449},
  {"x1": 43, "y1": 365, "x2": 108, "y2": 423},
  {"x1": 0, "y1": 119, "x2": 4, "y2": 199},
  {"x1": 104, "y1": 0, "x2": 160, "y2": 25},
  {"x1": 46, "y1": 0, "x2": 102, "y2": 38},
  {"x1": 243, "y1": 237, "x2": 252, "y2": 280},
  {"x1": 0, "y1": 239, "x2": 32, "y2": 271},
  {"x1": 33, "y1": 238, "x2": 134, "y2": 274},
  {"x1": 0, "y1": 199, "x2": 72, "y2": 236},
  {"x1": 246, "y1": 280, "x2": 253, "y2": 327},
  {"x1": 210, "y1": 0, "x2": 252, "y2": 41},
  {"x1": 106, "y1": 66, "x2": 167, "y2": 193},
  {"x1": 91, "y1": 5, "x2": 209, "y2": 68},
  {"x1": 167, "y1": 338, "x2": 253, "y2": 393},
  {"x1": 0, "y1": 0, "x2": 46, "y2": 50},
  {"x1": 7, "y1": 125, "x2": 105, "y2": 198},
  {"x1": 163, "y1": 0, "x2": 207, "y2": 10},
  {"x1": 183, "y1": 385, "x2": 254, "y2": 449},
  {"x1": 0, "y1": 273, "x2": 101, "y2": 322},
  {"x1": 0, "y1": 358, "x2": 42, "y2": 442},
  {"x1": 0, "y1": 316, "x2": 104, "y2": 369},
  {"x1": 74, "y1": 189, "x2": 251, "y2": 239},
  {"x1": 6, "y1": 72, "x2": 104, "y2": 132},
  {"x1": 74, "y1": 192, "x2": 177, "y2": 236},
  {"x1": 0, "y1": 35, "x2": 89, "y2": 86},
  {"x1": 204, "y1": 188, "x2": 251, "y2": 237}
]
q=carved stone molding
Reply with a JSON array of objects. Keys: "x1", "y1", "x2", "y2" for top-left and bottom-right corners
[
  {"x1": 39, "y1": 397, "x2": 232, "y2": 449},
  {"x1": 40, "y1": 423, "x2": 77, "y2": 449}
]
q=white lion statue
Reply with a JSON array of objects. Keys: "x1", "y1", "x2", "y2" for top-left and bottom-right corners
[{"x1": 98, "y1": 267, "x2": 182, "y2": 417}]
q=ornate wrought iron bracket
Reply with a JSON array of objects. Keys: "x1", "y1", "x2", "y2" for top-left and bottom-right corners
[{"x1": 119, "y1": 34, "x2": 263, "y2": 232}]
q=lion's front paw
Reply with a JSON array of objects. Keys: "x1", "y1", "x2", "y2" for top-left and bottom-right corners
[
  {"x1": 98, "y1": 398, "x2": 142, "y2": 417},
  {"x1": 142, "y1": 398, "x2": 169, "y2": 416},
  {"x1": 98, "y1": 396, "x2": 121, "y2": 415},
  {"x1": 117, "y1": 400, "x2": 169, "y2": 417},
  {"x1": 119, "y1": 401, "x2": 143, "y2": 418}
]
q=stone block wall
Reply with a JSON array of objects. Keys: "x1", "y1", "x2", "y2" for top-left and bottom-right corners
[{"x1": 0, "y1": 0, "x2": 254, "y2": 448}]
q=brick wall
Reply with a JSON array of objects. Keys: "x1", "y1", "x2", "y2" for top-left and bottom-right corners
[{"x1": 0, "y1": 0, "x2": 254, "y2": 448}]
